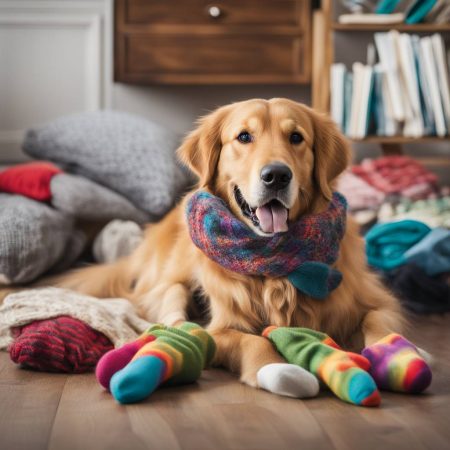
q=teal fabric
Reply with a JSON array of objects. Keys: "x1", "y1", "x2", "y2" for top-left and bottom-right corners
[
  {"x1": 287, "y1": 262, "x2": 342, "y2": 300},
  {"x1": 365, "y1": 220, "x2": 431, "y2": 271},
  {"x1": 405, "y1": 0, "x2": 437, "y2": 23},
  {"x1": 110, "y1": 356, "x2": 165, "y2": 404},
  {"x1": 405, "y1": 228, "x2": 450, "y2": 276},
  {"x1": 375, "y1": 0, "x2": 402, "y2": 13}
]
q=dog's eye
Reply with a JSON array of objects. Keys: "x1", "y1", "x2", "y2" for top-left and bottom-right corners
[
  {"x1": 290, "y1": 132, "x2": 304, "y2": 145},
  {"x1": 237, "y1": 131, "x2": 252, "y2": 144}
]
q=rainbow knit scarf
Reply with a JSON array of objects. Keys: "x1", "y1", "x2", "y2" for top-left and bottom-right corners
[{"x1": 186, "y1": 191, "x2": 347, "y2": 300}]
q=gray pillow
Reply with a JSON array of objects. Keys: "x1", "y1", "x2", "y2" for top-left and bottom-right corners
[
  {"x1": 23, "y1": 111, "x2": 190, "y2": 219},
  {"x1": 0, "y1": 194, "x2": 86, "y2": 285}
]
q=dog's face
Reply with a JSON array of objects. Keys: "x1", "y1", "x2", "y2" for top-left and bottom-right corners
[{"x1": 179, "y1": 98, "x2": 350, "y2": 235}]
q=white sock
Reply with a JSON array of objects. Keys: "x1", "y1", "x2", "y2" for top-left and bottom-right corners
[{"x1": 257, "y1": 363, "x2": 320, "y2": 399}]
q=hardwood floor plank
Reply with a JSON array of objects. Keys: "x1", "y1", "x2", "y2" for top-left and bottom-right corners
[
  {"x1": 48, "y1": 373, "x2": 148, "y2": 450},
  {"x1": 0, "y1": 354, "x2": 67, "y2": 450}
]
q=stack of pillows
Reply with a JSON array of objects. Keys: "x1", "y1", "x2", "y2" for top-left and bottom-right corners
[{"x1": 0, "y1": 111, "x2": 192, "y2": 285}]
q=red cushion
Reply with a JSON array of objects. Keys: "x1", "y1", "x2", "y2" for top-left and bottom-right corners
[{"x1": 0, "y1": 162, "x2": 62, "y2": 201}]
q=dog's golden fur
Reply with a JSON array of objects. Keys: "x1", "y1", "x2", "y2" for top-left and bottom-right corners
[{"x1": 1, "y1": 99, "x2": 405, "y2": 387}]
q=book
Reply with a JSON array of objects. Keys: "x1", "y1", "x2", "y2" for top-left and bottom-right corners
[
  {"x1": 344, "y1": 72, "x2": 353, "y2": 136},
  {"x1": 381, "y1": 70, "x2": 398, "y2": 136},
  {"x1": 420, "y1": 36, "x2": 447, "y2": 136},
  {"x1": 349, "y1": 62, "x2": 365, "y2": 138},
  {"x1": 431, "y1": 34, "x2": 450, "y2": 131},
  {"x1": 397, "y1": 33, "x2": 424, "y2": 137},
  {"x1": 376, "y1": 0, "x2": 416, "y2": 14},
  {"x1": 373, "y1": 65, "x2": 386, "y2": 136},
  {"x1": 411, "y1": 35, "x2": 436, "y2": 135},
  {"x1": 338, "y1": 13, "x2": 405, "y2": 24},
  {"x1": 374, "y1": 32, "x2": 405, "y2": 122},
  {"x1": 330, "y1": 63, "x2": 346, "y2": 131},
  {"x1": 405, "y1": 0, "x2": 439, "y2": 24},
  {"x1": 355, "y1": 65, "x2": 375, "y2": 139}
]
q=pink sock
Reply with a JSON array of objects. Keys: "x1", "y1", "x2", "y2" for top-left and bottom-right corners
[{"x1": 96, "y1": 334, "x2": 156, "y2": 389}]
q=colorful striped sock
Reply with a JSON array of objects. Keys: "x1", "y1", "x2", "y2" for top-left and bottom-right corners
[
  {"x1": 100, "y1": 322, "x2": 216, "y2": 404},
  {"x1": 362, "y1": 334, "x2": 432, "y2": 393},
  {"x1": 95, "y1": 324, "x2": 164, "y2": 389},
  {"x1": 263, "y1": 326, "x2": 380, "y2": 407}
]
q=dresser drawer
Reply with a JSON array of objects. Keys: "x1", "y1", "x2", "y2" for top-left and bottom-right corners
[
  {"x1": 124, "y1": 0, "x2": 308, "y2": 28},
  {"x1": 121, "y1": 34, "x2": 306, "y2": 83},
  {"x1": 115, "y1": 0, "x2": 311, "y2": 84}
]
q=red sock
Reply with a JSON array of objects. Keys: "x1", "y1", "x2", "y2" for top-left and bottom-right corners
[
  {"x1": 0, "y1": 161, "x2": 62, "y2": 201},
  {"x1": 9, "y1": 316, "x2": 114, "y2": 373}
]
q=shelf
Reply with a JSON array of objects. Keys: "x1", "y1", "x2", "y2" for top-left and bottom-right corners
[
  {"x1": 333, "y1": 23, "x2": 450, "y2": 32},
  {"x1": 350, "y1": 136, "x2": 450, "y2": 144}
]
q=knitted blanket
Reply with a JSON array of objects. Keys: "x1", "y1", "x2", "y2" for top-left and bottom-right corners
[
  {"x1": 187, "y1": 191, "x2": 347, "y2": 300},
  {"x1": 0, "y1": 287, "x2": 151, "y2": 350}
]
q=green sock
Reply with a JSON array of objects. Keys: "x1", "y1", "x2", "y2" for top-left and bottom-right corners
[
  {"x1": 263, "y1": 326, "x2": 381, "y2": 406},
  {"x1": 106, "y1": 322, "x2": 216, "y2": 404}
]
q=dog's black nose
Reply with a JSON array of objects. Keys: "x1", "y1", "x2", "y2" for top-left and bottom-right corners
[{"x1": 260, "y1": 163, "x2": 292, "y2": 190}]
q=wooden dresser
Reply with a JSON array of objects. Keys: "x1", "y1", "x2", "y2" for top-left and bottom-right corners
[{"x1": 114, "y1": 0, "x2": 312, "y2": 84}]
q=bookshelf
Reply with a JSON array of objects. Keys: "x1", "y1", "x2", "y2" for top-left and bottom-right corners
[
  {"x1": 332, "y1": 23, "x2": 450, "y2": 32},
  {"x1": 312, "y1": 0, "x2": 450, "y2": 160}
]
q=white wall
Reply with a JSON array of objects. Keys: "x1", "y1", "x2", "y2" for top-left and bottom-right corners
[{"x1": 0, "y1": 0, "x2": 112, "y2": 161}]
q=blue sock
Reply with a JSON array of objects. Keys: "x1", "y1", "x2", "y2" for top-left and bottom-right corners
[{"x1": 110, "y1": 355, "x2": 165, "y2": 404}]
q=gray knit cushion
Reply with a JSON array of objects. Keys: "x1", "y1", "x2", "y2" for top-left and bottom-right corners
[
  {"x1": 23, "y1": 111, "x2": 190, "y2": 219},
  {"x1": 50, "y1": 173, "x2": 149, "y2": 223},
  {"x1": 0, "y1": 194, "x2": 86, "y2": 285}
]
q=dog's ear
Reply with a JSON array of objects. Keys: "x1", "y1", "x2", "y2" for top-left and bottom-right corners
[
  {"x1": 308, "y1": 108, "x2": 351, "y2": 200},
  {"x1": 177, "y1": 105, "x2": 231, "y2": 188}
]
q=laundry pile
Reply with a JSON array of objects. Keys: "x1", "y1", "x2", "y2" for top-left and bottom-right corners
[
  {"x1": 338, "y1": 155, "x2": 450, "y2": 314},
  {"x1": 0, "y1": 111, "x2": 191, "y2": 285}
]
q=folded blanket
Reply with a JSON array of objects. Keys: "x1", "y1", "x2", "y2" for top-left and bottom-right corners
[
  {"x1": 404, "y1": 228, "x2": 450, "y2": 276},
  {"x1": 337, "y1": 171, "x2": 385, "y2": 211},
  {"x1": 365, "y1": 219, "x2": 431, "y2": 270},
  {"x1": 0, "y1": 287, "x2": 151, "y2": 350},
  {"x1": 352, "y1": 156, "x2": 438, "y2": 198}
]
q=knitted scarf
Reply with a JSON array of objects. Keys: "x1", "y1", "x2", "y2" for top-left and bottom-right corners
[{"x1": 186, "y1": 191, "x2": 348, "y2": 300}]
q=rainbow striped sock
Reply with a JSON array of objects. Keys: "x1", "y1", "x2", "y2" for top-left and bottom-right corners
[
  {"x1": 362, "y1": 334, "x2": 432, "y2": 393},
  {"x1": 105, "y1": 322, "x2": 216, "y2": 404},
  {"x1": 263, "y1": 326, "x2": 380, "y2": 407},
  {"x1": 95, "y1": 324, "x2": 164, "y2": 390}
]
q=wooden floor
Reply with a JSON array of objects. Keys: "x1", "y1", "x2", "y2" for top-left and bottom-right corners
[{"x1": 1, "y1": 315, "x2": 449, "y2": 450}]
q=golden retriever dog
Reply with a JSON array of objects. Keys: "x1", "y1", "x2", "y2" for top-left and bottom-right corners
[{"x1": 2, "y1": 98, "x2": 406, "y2": 391}]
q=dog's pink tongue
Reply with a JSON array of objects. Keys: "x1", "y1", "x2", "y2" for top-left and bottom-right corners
[{"x1": 255, "y1": 203, "x2": 288, "y2": 233}]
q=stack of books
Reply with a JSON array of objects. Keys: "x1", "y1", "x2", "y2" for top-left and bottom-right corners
[
  {"x1": 330, "y1": 31, "x2": 450, "y2": 139},
  {"x1": 339, "y1": 0, "x2": 450, "y2": 24}
]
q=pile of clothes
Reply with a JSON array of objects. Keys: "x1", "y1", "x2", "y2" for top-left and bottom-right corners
[{"x1": 338, "y1": 155, "x2": 450, "y2": 314}]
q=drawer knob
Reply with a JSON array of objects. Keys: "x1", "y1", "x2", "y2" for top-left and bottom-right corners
[{"x1": 208, "y1": 6, "x2": 222, "y2": 18}]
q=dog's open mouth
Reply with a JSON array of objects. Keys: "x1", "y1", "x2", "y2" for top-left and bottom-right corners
[{"x1": 234, "y1": 186, "x2": 289, "y2": 234}]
